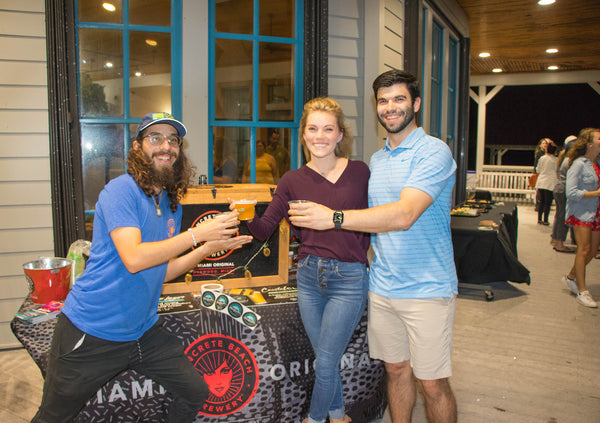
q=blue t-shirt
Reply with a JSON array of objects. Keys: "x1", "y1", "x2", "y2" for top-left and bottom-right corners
[
  {"x1": 368, "y1": 127, "x2": 458, "y2": 299},
  {"x1": 62, "y1": 174, "x2": 181, "y2": 341}
]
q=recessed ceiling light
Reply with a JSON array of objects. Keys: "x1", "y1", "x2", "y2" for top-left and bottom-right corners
[
  {"x1": 547, "y1": 65, "x2": 558, "y2": 70},
  {"x1": 492, "y1": 68, "x2": 502, "y2": 73},
  {"x1": 135, "y1": 71, "x2": 142, "y2": 77},
  {"x1": 145, "y1": 39, "x2": 158, "y2": 47},
  {"x1": 105, "y1": 62, "x2": 113, "y2": 68},
  {"x1": 546, "y1": 48, "x2": 558, "y2": 54},
  {"x1": 102, "y1": 2, "x2": 116, "y2": 12},
  {"x1": 479, "y1": 52, "x2": 491, "y2": 58},
  {"x1": 538, "y1": 0, "x2": 555, "y2": 5}
]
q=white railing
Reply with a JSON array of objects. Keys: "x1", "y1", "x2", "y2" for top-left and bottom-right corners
[{"x1": 476, "y1": 165, "x2": 535, "y2": 203}]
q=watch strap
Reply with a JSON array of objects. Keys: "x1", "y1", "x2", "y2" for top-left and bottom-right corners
[{"x1": 333, "y1": 210, "x2": 344, "y2": 229}]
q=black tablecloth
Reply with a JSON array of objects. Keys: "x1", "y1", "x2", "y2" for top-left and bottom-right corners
[
  {"x1": 11, "y1": 295, "x2": 386, "y2": 422},
  {"x1": 451, "y1": 202, "x2": 530, "y2": 285}
]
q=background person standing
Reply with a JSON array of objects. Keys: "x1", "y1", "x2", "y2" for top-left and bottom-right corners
[
  {"x1": 265, "y1": 129, "x2": 290, "y2": 179},
  {"x1": 563, "y1": 128, "x2": 600, "y2": 308},
  {"x1": 535, "y1": 142, "x2": 558, "y2": 225},
  {"x1": 551, "y1": 135, "x2": 577, "y2": 252}
]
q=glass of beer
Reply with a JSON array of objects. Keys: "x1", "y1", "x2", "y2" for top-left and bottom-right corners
[
  {"x1": 288, "y1": 200, "x2": 310, "y2": 216},
  {"x1": 233, "y1": 199, "x2": 256, "y2": 221}
]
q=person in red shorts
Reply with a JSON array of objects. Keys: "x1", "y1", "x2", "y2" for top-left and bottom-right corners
[{"x1": 562, "y1": 128, "x2": 600, "y2": 307}]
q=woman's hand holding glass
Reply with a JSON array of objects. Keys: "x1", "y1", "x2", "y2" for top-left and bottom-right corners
[{"x1": 288, "y1": 201, "x2": 335, "y2": 230}]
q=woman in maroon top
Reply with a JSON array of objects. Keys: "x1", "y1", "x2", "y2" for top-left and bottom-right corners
[{"x1": 247, "y1": 98, "x2": 369, "y2": 423}]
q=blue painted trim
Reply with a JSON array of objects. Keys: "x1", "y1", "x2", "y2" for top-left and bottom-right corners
[
  {"x1": 171, "y1": 0, "x2": 183, "y2": 118},
  {"x1": 76, "y1": 0, "x2": 183, "y2": 203},
  {"x1": 215, "y1": 32, "x2": 295, "y2": 44},
  {"x1": 123, "y1": 1, "x2": 130, "y2": 123},
  {"x1": 207, "y1": 0, "x2": 304, "y2": 182},
  {"x1": 209, "y1": 121, "x2": 299, "y2": 128},
  {"x1": 77, "y1": 22, "x2": 173, "y2": 33},
  {"x1": 207, "y1": 1, "x2": 217, "y2": 182},
  {"x1": 291, "y1": 0, "x2": 304, "y2": 169},
  {"x1": 431, "y1": 18, "x2": 444, "y2": 138}
]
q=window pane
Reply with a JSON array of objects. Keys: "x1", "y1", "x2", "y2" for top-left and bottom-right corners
[
  {"x1": 430, "y1": 20, "x2": 443, "y2": 137},
  {"x1": 130, "y1": 0, "x2": 171, "y2": 26},
  {"x1": 129, "y1": 31, "x2": 172, "y2": 117},
  {"x1": 79, "y1": 28, "x2": 123, "y2": 117},
  {"x1": 259, "y1": 42, "x2": 293, "y2": 121},
  {"x1": 259, "y1": 0, "x2": 294, "y2": 38},
  {"x1": 263, "y1": 127, "x2": 290, "y2": 176},
  {"x1": 212, "y1": 127, "x2": 250, "y2": 182},
  {"x1": 212, "y1": 127, "x2": 248, "y2": 184},
  {"x1": 215, "y1": 39, "x2": 253, "y2": 120},
  {"x1": 78, "y1": 0, "x2": 122, "y2": 23},
  {"x1": 81, "y1": 123, "x2": 125, "y2": 214},
  {"x1": 216, "y1": 0, "x2": 252, "y2": 34}
]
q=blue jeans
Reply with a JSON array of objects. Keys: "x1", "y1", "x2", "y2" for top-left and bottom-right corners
[
  {"x1": 552, "y1": 191, "x2": 569, "y2": 241},
  {"x1": 297, "y1": 255, "x2": 368, "y2": 423}
]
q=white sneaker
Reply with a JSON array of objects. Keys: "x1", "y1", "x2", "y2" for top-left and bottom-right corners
[
  {"x1": 576, "y1": 291, "x2": 598, "y2": 308},
  {"x1": 563, "y1": 275, "x2": 578, "y2": 295}
]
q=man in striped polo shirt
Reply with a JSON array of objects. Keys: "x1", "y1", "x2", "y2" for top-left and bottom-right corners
[{"x1": 289, "y1": 70, "x2": 458, "y2": 423}]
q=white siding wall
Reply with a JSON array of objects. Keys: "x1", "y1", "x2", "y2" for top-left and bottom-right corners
[
  {"x1": 0, "y1": 0, "x2": 53, "y2": 348},
  {"x1": 382, "y1": 0, "x2": 404, "y2": 71},
  {"x1": 328, "y1": 0, "x2": 364, "y2": 160},
  {"x1": 329, "y1": 0, "x2": 405, "y2": 163}
]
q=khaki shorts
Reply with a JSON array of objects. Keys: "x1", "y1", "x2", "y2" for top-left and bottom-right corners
[{"x1": 367, "y1": 291, "x2": 456, "y2": 380}]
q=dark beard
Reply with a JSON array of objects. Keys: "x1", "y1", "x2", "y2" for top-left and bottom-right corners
[
  {"x1": 151, "y1": 157, "x2": 176, "y2": 188},
  {"x1": 127, "y1": 148, "x2": 177, "y2": 193},
  {"x1": 377, "y1": 106, "x2": 415, "y2": 134}
]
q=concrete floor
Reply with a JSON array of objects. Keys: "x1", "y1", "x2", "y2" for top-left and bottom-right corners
[{"x1": 1, "y1": 203, "x2": 599, "y2": 422}]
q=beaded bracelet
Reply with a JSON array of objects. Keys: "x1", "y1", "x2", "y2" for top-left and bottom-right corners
[{"x1": 188, "y1": 228, "x2": 198, "y2": 247}]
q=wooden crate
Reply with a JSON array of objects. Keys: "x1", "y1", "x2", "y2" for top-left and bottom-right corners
[{"x1": 162, "y1": 184, "x2": 290, "y2": 294}]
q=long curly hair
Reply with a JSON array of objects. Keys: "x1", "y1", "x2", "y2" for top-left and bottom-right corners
[
  {"x1": 567, "y1": 128, "x2": 600, "y2": 168},
  {"x1": 299, "y1": 97, "x2": 353, "y2": 161},
  {"x1": 127, "y1": 133, "x2": 195, "y2": 212}
]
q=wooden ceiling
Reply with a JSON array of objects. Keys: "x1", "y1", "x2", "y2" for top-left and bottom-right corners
[{"x1": 455, "y1": 0, "x2": 600, "y2": 75}]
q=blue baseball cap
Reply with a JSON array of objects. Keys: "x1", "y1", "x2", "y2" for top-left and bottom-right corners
[{"x1": 134, "y1": 112, "x2": 187, "y2": 138}]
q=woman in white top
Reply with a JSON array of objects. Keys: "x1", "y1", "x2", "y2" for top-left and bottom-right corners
[{"x1": 535, "y1": 143, "x2": 558, "y2": 224}]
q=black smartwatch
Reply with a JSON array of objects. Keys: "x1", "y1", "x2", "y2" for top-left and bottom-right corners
[{"x1": 333, "y1": 210, "x2": 344, "y2": 229}]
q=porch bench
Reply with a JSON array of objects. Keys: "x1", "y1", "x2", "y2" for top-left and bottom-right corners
[{"x1": 476, "y1": 171, "x2": 535, "y2": 203}]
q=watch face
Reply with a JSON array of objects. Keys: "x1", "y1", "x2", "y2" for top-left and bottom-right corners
[{"x1": 333, "y1": 211, "x2": 343, "y2": 224}]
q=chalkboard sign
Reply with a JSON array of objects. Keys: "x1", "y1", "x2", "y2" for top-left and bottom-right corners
[{"x1": 162, "y1": 185, "x2": 290, "y2": 294}]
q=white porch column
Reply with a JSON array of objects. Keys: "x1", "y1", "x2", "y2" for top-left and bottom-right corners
[{"x1": 469, "y1": 84, "x2": 504, "y2": 175}]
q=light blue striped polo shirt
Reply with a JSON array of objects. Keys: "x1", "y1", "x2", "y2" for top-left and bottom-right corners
[{"x1": 368, "y1": 127, "x2": 458, "y2": 299}]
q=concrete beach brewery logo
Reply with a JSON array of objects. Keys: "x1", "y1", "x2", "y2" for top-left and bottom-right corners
[{"x1": 185, "y1": 334, "x2": 259, "y2": 416}]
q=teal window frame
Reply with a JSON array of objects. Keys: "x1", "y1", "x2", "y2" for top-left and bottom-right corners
[
  {"x1": 75, "y1": 0, "x2": 183, "y2": 187},
  {"x1": 207, "y1": 0, "x2": 304, "y2": 183},
  {"x1": 447, "y1": 35, "x2": 458, "y2": 153},
  {"x1": 429, "y1": 19, "x2": 444, "y2": 138}
]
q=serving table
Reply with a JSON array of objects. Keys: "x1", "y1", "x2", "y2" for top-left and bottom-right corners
[{"x1": 451, "y1": 201, "x2": 530, "y2": 300}]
